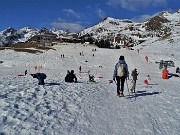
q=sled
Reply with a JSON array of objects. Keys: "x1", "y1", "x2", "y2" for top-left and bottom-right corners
[{"x1": 108, "y1": 80, "x2": 113, "y2": 83}]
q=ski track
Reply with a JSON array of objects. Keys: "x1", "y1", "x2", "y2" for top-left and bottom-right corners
[{"x1": 0, "y1": 44, "x2": 180, "y2": 135}]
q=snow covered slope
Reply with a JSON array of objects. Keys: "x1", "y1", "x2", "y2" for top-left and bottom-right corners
[{"x1": 0, "y1": 33, "x2": 180, "y2": 135}]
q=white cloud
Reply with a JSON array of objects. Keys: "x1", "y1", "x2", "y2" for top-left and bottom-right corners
[
  {"x1": 62, "y1": 9, "x2": 80, "y2": 18},
  {"x1": 96, "y1": 8, "x2": 107, "y2": 19},
  {"x1": 51, "y1": 22, "x2": 85, "y2": 33},
  {"x1": 132, "y1": 15, "x2": 153, "y2": 22},
  {"x1": 107, "y1": 0, "x2": 167, "y2": 11},
  {"x1": 132, "y1": 12, "x2": 160, "y2": 22},
  {"x1": 57, "y1": 18, "x2": 66, "y2": 22}
]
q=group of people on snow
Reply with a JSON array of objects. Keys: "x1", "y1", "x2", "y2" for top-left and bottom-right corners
[
  {"x1": 28, "y1": 54, "x2": 139, "y2": 98},
  {"x1": 65, "y1": 70, "x2": 77, "y2": 83}
]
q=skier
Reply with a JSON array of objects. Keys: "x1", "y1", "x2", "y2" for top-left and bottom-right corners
[
  {"x1": 30, "y1": 73, "x2": 47, "y2": 85},
  {"x1": 176, "y1": 67, "x2": 180, "y2": 73},
  {"x1": 113, "y1": 55, "x2": 129, "y2": 97},
  {"x1": 79, "y1": 66, "x2": 82, "y2": 73},
  {"x1": 130, "y1": 68, "x2": 139, "y2": 93},
  {"x1": 25, "y1": 70, "x2": 27, "y2": 76},
  {"x1": 65, "y1": 70, "x2": 77, "y2": 83}
]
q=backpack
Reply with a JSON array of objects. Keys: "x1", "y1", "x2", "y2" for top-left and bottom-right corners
[{"x1": 117, "y1": 64, "x2": 126, "y2": 77}]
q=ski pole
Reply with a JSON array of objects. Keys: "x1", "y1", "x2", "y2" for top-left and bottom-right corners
[{"x1": 114, "y1": 80, "x2": 117, "y2": 85}]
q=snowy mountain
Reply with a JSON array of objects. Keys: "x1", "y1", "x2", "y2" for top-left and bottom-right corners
[
  {"x1": 79, "y1": 9, "x2": 180, "y2": 45},
  {"x1": 0, "y1": 27, "x2": 70, "y2": 46},
  {"x1": 0, "y1": 9, "x2": 180, "y2": 47},
  {"x1": 49, "y1": 28, "x2": 71, "y2": 36},
  {"x1": 0, "y1": 27, "x2": 39, "y2": 46}
]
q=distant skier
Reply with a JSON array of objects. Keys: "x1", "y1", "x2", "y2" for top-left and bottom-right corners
[
  {"x1": 130, "y1": 68, "x2": 139, "y2": 93},
  {"x1": 145, "y1": 56, "x2": 148, "y2": 63},
  {"x1": 176, "y1": 67, "x2": 180, "y2": 73},
  {"x1": 113, "y1": 55, "x2": 129, "y2": 97},
  {"x1": 25, "y1": 70, "x2": 27, "y2": 76},
  {"x1": 30, "y1": 73, "x2": 47, "y2": 85},
  {"x1": 65, "y1": 70, "x2": 77, "y2": 83},
  {"x1": 79, "y1": 66, "x2": 82, "y2": 73}
]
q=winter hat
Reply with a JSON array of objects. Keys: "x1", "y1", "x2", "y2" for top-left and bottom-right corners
[
  {"x1": 71, "y1": 70, "x2": 74, "y2": 74},
  {"x1": 119, "y1": 55, "x2": 125, "y2": 60}
]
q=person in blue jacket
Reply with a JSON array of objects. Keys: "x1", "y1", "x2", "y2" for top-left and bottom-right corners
[
  {"x1": 113, "y1": 55, "x2": 129, "y2": 97},
  {"x1": 30, "y1": 73, "x2": 47, "y2": 85}
]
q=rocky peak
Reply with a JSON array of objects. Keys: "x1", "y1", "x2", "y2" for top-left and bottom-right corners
[
  {"x1": 39, "y1": 27, "x2": 50, "y2": 34},
  {"x1": 145, "y1": 15, "x2": 170, "y2": 31},
  {"x1": 2, "y1": 27, "x2": 17, "y2": 35}
]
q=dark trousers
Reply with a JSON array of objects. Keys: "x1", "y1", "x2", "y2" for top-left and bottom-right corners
[
  {"x1": 38, "y1": 79, "x2": 45, "y2": 85},
  {"x1": 116, "y1": 76, "x2": 126, "y2": 94},
  {"x1": 134, "y1": 80, "x2": 137, "y2": 90}
]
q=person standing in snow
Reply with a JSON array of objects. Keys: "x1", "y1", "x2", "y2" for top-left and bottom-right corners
[
  {"x1": 79, "y1": 66, "x2": 82, "y2": 73},
  {"x1": 176, "y1": 67, "x2": 180, "y2": 73},
  {"x1": 131, "y1": 68, "x2": 139, "y2": 93},
  {"x1": 113, "y1": 55, "x2": 129, "y2": 97},
  {"x1": 25, "y1": 70, "x2": 27, "y2": 76}
]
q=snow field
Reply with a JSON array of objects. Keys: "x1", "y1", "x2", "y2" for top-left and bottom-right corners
[{"x1": 0, "y1": 42, "x2": 180, "y2": 135}]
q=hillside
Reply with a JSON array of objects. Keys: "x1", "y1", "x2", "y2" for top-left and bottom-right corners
[{"x1": 0, "y1": 36, "x2": 180, "y2": 134}]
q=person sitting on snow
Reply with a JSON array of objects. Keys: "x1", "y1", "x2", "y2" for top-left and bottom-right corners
[
  {"x1": 65, "y1": 70, "x2": 70, "y2": 82},
  {"x1": 65, "y1": 70, "x2": 77, "y2": 83},
  {"x1": 89, "y1": 74, "x2": 95, "y2": 82},
  {"x1": 30, "y1": 73, "x2": 47, "y2": 85}
]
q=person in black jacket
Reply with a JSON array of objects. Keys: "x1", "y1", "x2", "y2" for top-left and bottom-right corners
[
  {"x1": 30, "y1": 73, "x2": 47, "y2": 85},
  {"x1": 65, "y1": 70, "x2": 77, "y2": 83},
  {"x1": 65, "y1": 70, "x2": 70, "y2": 82},
  {"x1": 176, "y1": 67, "x2": 180, "y2": 73}
]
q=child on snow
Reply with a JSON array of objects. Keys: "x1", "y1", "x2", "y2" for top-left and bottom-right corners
[{"x1": 130, "y1": 68, "x2": 139, "y2": 93}]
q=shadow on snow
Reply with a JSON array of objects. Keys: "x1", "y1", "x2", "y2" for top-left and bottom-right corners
[{"x1": 126, "y1": 90, "x2": 162, "y2": 99}]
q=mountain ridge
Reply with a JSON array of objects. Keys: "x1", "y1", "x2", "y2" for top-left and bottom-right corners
[{"x1": 0, "y1": 9, "x2": 180, "y2": 46}]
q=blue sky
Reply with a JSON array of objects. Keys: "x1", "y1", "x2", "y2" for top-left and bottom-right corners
[{"x1": 0, "y1": 0, "x2": 179, "y2": 32}]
